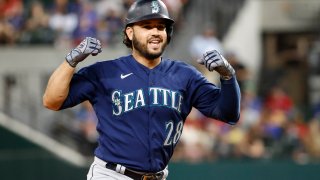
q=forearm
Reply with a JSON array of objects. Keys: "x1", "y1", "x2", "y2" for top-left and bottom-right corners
[
  {"x1": 215, "y1": 77, "x2": 241, "y2": 124},
  {"x1": 43, "y1": 37, "x2": 101, "y2": 110},
  {"x1": 196, "y1": 50, "x2": 240, "y2": 124},
  {"x1": 43, "y1": 61, "x2": 75, "y2": 110}
]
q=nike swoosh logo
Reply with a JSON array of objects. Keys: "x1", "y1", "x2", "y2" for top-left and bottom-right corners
[{"x1": 120, "y1": 73, "x2": 133, "y2": 79}]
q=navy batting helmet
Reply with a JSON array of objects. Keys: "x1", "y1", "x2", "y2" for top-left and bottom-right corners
[{"x1": 123, "y1": 0, "x2": 175, "y2": 47}]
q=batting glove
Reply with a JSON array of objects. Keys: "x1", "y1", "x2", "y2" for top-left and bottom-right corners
[
  {"x1": 197, "y1": 50, "x2": 235, "y2": 80},
  {"x1": 65, "y1": 37, "x2": 102, "y2": 67}
]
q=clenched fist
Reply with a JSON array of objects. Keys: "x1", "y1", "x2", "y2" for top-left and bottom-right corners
[
  {"x1": 65, "y1": 37, "x2": 102, "y2": 67},
  {"x1": 197, "y1": 50, "x2": 235, "y2": 80}
]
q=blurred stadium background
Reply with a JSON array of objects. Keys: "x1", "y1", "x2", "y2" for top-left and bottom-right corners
[{"x1": 1, "y1": 0, "x2": 320, "y2": 179}]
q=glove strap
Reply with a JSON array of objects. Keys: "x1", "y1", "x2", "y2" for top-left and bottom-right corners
[
  {"x1": 220, "y1": 75, "x2": 233, "y2": 80},
  {"x1": 65, "y1": 49, "x2": 89, "y2": 67},
  {"x1": 65, "y1": 58, "x2": 77, "y2": 68}
]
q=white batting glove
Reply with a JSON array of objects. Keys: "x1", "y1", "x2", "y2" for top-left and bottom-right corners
[
  {"x1": 65, "y1": 37, "x2": 102, "y2": 67},
  {"x1": 197, "y1": 50, "x2": 235, "y2": 80}
]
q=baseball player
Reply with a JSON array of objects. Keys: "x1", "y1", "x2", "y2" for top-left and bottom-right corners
[{"x1": 43, "y1": 0, "x2": 241, "y2": 179}]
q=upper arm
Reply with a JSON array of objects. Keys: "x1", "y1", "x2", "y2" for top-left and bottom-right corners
[
  {"x1": 59, "y1": 66, "x2": 99, "y2": 110},
  {"x1": 190, "y1": 76, "x2": 221, "y2": 118},
  {"x1": 188, "y1": 69, "x2": 240, "y2": 124}
]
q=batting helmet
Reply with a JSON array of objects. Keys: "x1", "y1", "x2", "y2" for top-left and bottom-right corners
[{"x1": 123, "y1": 0, "x2": 175, "y2": 47}]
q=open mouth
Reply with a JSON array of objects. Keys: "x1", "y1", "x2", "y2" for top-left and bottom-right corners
[
  {"x1": 149, "y1": 38, "x2": 161, "y2": 44},
  {"x1": 148, "y1": 38, "x2": 162, "y2": 49}
]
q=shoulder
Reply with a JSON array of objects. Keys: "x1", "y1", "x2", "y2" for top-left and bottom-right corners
[
  {"x1": 76, "y1": 56, "x2": 129, "y2": 78},
  {"x1": 162, "y1": 58, "x2": 208, "y2": 87},
  {"x1": 162, "y1": 58, "x2": 200, "y2": 74},
  {"x1": 79, "y1": 55, "x2": 129, "y2": 72}
]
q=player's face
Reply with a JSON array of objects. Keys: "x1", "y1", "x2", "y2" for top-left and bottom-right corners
[{"x1": 127, "y1": 19, "x2": 168, "y2": 60}]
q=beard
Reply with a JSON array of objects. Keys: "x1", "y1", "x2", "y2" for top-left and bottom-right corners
[{"x1": 132, "y1": 33, "x2": 167, "y2": 60}]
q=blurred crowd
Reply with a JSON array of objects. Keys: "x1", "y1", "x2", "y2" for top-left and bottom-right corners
[
  {"x1": 173, "y1": 27, "x2": 320, "y2": 163},
  {"x1": 4, "y1": 0, "x2": 320, "y2": 165},
  {"x1": 0, "y1": 0, "x2": 189, "y2": 48},
  {"x1": 173, "y1": 24, "x2": 320, "y2": 164},
  {"x1": 172, "y1": 53, "x2": 320, "y2": 164}
]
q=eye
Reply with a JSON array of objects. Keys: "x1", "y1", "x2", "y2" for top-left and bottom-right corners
[
  {"x1": 156, "y1": 25, "x2": 166, "y2": 31},
  {"x1": 144, "y1": 25, "x2": 153, "y2": 29},
  {"x1": 142, "y1": 24, "x2": 166, "y2": 30}
]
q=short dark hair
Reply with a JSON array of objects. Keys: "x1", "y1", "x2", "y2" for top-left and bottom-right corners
[{"x1": 122, "y1": 27, "x2": 132, "y2": 49}]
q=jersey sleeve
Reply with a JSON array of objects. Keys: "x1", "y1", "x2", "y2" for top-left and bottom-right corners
[
  {"x1": 59, "y1": 65, "x2": 98, "y2": 110},
  {"x1": 189, "y1": 68, "x2": 241, "y2": 125}
]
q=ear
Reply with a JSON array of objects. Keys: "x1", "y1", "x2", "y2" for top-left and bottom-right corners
[{"x1": 126, "y1": 26, "x2": 133, "y2": 41}]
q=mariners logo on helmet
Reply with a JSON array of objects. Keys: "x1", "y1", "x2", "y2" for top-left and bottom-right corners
[{"x1": 151, "y1": 1, "x2": 160, "y2": 13}]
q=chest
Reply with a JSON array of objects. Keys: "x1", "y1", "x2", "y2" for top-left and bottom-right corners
[{"x1": 99, "y1": 71, "x2": 188, "y2": 116}]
